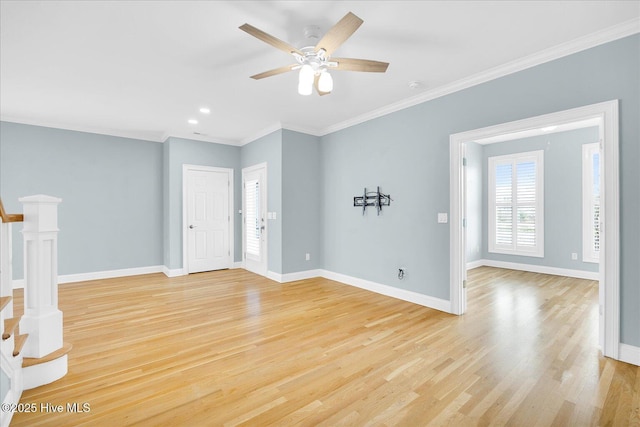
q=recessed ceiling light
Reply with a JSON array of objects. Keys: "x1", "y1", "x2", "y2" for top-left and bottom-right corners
[
  {"x1": 188, "y1": 119, "x2": 198, "y2": 125},
  {"x1": 199, "y1": 107, "x2": 210, "y2": 114}
]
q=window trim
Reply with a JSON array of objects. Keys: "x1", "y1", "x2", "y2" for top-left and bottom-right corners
[
  {"x1": 582, "y1": 142, "x2": 600, "y2": 263},
  {"x1": 488, "y1": 150, "x2": 544, "y2": 257}
]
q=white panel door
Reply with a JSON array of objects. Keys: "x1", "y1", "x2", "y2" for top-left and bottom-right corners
[
  {"x1": 186, "y1": 169, "x2": 231, "y2": 273},
  {"x1": 243, "y1": 164, "x2": 267, "y2": 276}
]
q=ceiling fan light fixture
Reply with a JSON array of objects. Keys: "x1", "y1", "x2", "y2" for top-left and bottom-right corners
[
  {"x1": 299, "y1": 64, "x2": 315, "y2": 85},
  {"x1": 298, "y1": 81, "x2": 313, "y2": 96},
  {"x1": 240, "y1": 12, "x2": 389, "y2": 96},
  {"x1": 318, "y1": 71, "x2": 333, "y2": 92}
]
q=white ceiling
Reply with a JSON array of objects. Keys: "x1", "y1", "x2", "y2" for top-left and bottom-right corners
[{"x1": 1, "y1": 1, "x2": 638, "y2": 145}]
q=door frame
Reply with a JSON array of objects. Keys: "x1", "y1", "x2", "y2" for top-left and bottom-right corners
[
  {"x1": 242, "y1": 162, "x2": 268, "y2": 276},
  {"x1": 182, "y1": 164, "x2": 234, "y2": 274},
  {"x1": 449, "y1": 100, "x2": 619, "y2": 359}
]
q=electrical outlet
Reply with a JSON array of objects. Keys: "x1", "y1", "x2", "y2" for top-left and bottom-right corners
[
  {"x1": 437, "y1": 213, "x2": 448, "y2": 223},
  {"x1": 305, "y1": 253, "x2": 310, "y2": 261}
]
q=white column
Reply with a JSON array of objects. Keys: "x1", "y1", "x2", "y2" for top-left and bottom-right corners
[{"x1": 19, "y1": 195, "x2": 63, "y2": 358}]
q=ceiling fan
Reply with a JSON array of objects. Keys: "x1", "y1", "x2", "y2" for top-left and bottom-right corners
[{"x1": 239, "y1": 12, "x2": 389, "y2": 96}]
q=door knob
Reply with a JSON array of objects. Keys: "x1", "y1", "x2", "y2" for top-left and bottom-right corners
[{"x1": 189, "y1": 225, "x2": 196, "y2": 229}]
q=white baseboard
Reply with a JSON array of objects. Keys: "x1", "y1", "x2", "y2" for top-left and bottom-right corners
[
  {"x1": 162, "y1": 266, "x2": 186, "y2": 277},
  {"x1": 267, "y1": 269, "x2": 322, "y2": 283},
  {"x1": 13, "y1": 265, "x2": 165, "y2": 288},
  {"x1": 164, "y1": 262, "x2": 242, "y2": 277},
  {"x1": 266, "y1": 271, "x2": 282, "y2": 282},
  {"x1": 471, "y1": 259, "x2": 599, "y2": 280},
  {"x1": 263, "y1": 268, "x2": 450, "y2": 313},
  {"x1": 10, "y1": 262, "x2": 634, "y2": 366},
  {"x1": 466, "y1": 259, "x2": 485, "y2": 270},
  {"x1": 319, "y1": 269, "x2": 451, "y2": 314},
  {"x1": 619, "y1": 343, "x2": 640, "y2": 366}
]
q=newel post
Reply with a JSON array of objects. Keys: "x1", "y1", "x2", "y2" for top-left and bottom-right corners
[{"x1": 19, "y1": 195, "x2": 63, "y2": 358}]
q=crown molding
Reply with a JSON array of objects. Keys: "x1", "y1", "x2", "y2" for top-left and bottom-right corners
[
  {"x1": 321, "y1": 18, "x2": 640, "y2": 136},
  {"x1": 0, "y1": 116, "x2": 165, "y2": 143},
  {"x1": 1, "y1": 116, "x2": 242, "y2": 146},
  {"x1": 3, "y1": 19, "x2": 637, "y2": 145},
  {"x1": 281, "y1": 122, "x2": 324, "y2": 137},
  {"x1": 239, "y1": 122, "x2": 283, "y2": 146},
  {"x1": 239, "y1": 122, "x2": 324, "y2": 146},
  {"x1": 163, "y1": 131, "x2": 240, "y2": 146}
]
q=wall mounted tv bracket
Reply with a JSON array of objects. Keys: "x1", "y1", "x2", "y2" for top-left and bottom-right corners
[{"x1": 353, "y1": 187, "x2": 392, "y2": 216}]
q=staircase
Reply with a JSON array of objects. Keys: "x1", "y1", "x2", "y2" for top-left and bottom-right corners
[
  {"x1": 1, "y1": 196, "x2": 70, "y2": 427},
  {"x1": 1, "y1": 299, "x2": 28, "y2": 355}
]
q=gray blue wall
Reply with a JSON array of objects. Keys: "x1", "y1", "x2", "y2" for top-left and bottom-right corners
[
  {"x1": 480, "y1": 127, "x2": 600, "y2": 272},
  {"x1": 282, "y1": 130, "x2": 322, "y2": 273},
  {"x1": 163, "y1": 137, "x2": 241, "y2": 270},
  {"x1": 0, "y1": 122, "x2": 163, "y2": 277},
  {"x1": 320, "y1": 34, "x2": 639, "y2": 346},
  {"x1": 240, "y1": 130, "x2": 283, "y2": 274}
]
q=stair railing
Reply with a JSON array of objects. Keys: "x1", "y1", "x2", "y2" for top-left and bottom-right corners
[{"x1": 0, "y1": 198, "x2": 24, "y2": 427}]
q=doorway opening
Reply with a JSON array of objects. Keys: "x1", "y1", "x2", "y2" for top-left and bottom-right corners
[
  {"x1": 242, "y1": 163, "x2": 268, "y2": 276},
  {"x1": 450, "y1": 100, "x2": 620, "y2": 359},
  {"x1": 182, "y1": 165, "x2": 234, "y2": 274}
]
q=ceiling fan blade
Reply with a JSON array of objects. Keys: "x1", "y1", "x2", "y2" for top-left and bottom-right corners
[
  {"x1": 250, "y1": 64, "x2": 298, "y2": 80},
  {"x1": 240, "y1": 23, "x2": 303, "y2": 56},
  {"x1": 314, "y1": 12, "x2": 363, "y2": 56},
  {"x1": 314, "y1": 74, "x2": 331, "y2": 96},
  {"x1": 332, "y1": 57, "x2": 389, "y2": 73}
]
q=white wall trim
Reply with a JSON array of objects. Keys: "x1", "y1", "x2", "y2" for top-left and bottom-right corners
[
  {"x1": 470, "y1": 259, "x2": 599, "y2": 280},
  {"x1": 232, "y1": 262, "x2": 243, "y2": 269},
  {"x1": 13, "y1": 265, "x2": 165, "y2": 288},
  {"x1": 323, "y1": 19, "x2": 639, "y2": 136},
  {"x1": 450, "y1": 100, "x2": 620, "y2": 360},
  {"x1": 264, "y1": 268, "x2": 450, "y2": 312},
  {"x1": 266, "y1": 271, "x2": 282, "y2": 283},
  {"x1": 240, "y1": 122, "x2": 283, "y2": 146},
  {"x1": 466, "y1": 259, "x2": 485, "y2": 270},
  {"x1": 163, "y1": 266, "x2": 186, "y2": 277},
  {"x1": 266, "y1": 269, "x2": 323, "y2": 283},
  {"x1": 319, "y1": 270, "x2": 451, "y2": 314},
  {"x1": 619, "y1": 344, "x2": 640, "y2": 367},
  {"x1": 6, "y1": 20, "x2": 637, "y2": 148}
]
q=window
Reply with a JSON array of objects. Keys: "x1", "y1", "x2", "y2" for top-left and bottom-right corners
[
  {"x1": 582, "y1": 142, "x2": 600, "y2": 263},
  {"x1": 488, "y1": 150, "x2": 544, "y2": 257},
  {"x1": 245, "y1": 179, "x2": 260, "y2": 256}
]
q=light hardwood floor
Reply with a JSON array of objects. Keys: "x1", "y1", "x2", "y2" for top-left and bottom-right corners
[{"x1": 10, "y1": 267, "x2": 640, "y2": 426}]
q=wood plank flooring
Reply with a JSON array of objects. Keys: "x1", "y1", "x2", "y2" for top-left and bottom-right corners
[{"x1": 9, "y1": 267, "x2": 640, "y2": 426}]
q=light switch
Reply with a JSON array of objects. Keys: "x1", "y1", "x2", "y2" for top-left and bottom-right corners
[{"x1": 438, "y1": 213, "x2": 448, "y2": 223}]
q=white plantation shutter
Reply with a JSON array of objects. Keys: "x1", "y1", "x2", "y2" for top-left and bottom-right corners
[
  {"x1": 245, "y1": 179, "x2": 260, "y2": 256},
  {"x1": 583, "y1": 143, "x2": 600, "y2": 262},
  {"x1": 516, "y1": 161, "x2": 537, "y2": 248},
  {"x1": 495, "y1": 163, "x2": 513, "y2": 245},
  {"x1": 489, "y1": 151, "x2": 544, "y2": 257}
]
